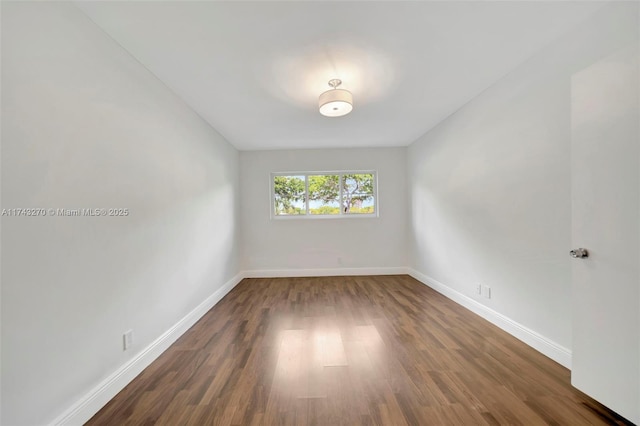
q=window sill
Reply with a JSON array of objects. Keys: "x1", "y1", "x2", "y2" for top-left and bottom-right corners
[{"x1": 271, "y1": 213, "x2": 379, "y2": 220}]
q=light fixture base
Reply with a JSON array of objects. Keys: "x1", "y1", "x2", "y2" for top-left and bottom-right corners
[{"x1": 327, "y1": 79, "x2": 342, "y2": 89}]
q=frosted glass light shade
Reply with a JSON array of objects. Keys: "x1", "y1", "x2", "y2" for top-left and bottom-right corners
[{"x1": 319, "y1": 88, "x2": 353, "y2": 117}]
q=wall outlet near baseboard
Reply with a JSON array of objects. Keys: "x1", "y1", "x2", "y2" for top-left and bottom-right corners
[
  {"x1": 475, "y1": 283, "x2": 482, "y2": 295},
  {"x1": 482, "y1": 285, "x2": 491, "y2": 299},
  {"x1": 123, "y1": 330, "x2": 134, "y2": 351}
]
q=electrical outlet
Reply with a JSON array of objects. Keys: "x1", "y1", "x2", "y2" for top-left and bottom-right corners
[
  {"x1": 475, "y1": 284, "x2": 482, "y2": 295},
  {"x1": 483, "y1": 286, "x2": 491, "y2": 299},
  {"x1": 123, "y1": 330, "x2": 134, "y2": 351}
]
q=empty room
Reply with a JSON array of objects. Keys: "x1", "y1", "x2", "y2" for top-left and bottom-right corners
[{"x1": 1, "y1": 1, "x2": 639, "y2": 425}]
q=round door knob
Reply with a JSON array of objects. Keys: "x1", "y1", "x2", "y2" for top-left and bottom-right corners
[{"x1": 570, "y1": 248, "x2": 589, "y2": 259}]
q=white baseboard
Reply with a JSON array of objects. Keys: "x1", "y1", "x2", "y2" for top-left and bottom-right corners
[
  {"x1": 52, "y1": 272, "x2": 245, "y2": 426},
  {"x1": 408, "y1": 268, "x2": 572, "y2": 369},
  {"x1": 242, "y1": 266, "x2": 409, "y2": 278}
]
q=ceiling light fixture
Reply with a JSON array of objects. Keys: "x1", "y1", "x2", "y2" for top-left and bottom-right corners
[{"x1": 319, "y1": 79, "x2": 353, "y2": 117}]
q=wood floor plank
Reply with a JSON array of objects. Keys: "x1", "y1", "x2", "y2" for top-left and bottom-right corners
[{"x1": 87, "y1": 275, "x2": 633, "y2": 425}]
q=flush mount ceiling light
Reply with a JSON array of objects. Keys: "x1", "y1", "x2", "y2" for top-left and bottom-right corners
[{"x1": 319, "y1": 79, "x2": 353, "y2": 117}]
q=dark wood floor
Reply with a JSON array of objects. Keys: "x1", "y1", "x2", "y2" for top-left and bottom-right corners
[{"x1": 87, "y1": 275, "x2": 631, "y2": 425}]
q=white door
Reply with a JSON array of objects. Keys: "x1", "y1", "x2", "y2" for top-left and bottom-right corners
[{"x1": 570, "y1": 45, "x2": 639, "y2": 424}]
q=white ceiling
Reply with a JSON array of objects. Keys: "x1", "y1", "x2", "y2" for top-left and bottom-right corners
[{"x1": 76, "y1": 1, "x2": 603, "y2": 151}]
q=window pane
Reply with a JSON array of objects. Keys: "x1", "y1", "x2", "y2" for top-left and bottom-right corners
[
  {"x1": 308, "y1": 175, "x2": 340, "y2": 215},
  {"x1": 342, "y1": 173, "x2": 375, "y2": 214},
  {"x1": 274, "y1": 175, "x2": 306, "y2": 215}
]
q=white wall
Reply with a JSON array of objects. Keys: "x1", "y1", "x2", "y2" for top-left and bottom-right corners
[
  {"x1": 408, "y1": 3, "x2": 637, "y2": 361},
  {"x1": 240, "y1": 148, "x2": 407, "y2": 274},
  {"x1": 1, "y1": 3, "x2": 240, "y2": 425}
]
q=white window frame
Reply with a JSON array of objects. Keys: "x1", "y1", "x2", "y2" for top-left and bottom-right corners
[{"x1": 270, "y1": 170, "x2": 379, "y2": 219}]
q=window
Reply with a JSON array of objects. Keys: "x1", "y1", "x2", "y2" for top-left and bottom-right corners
[{"x1": 272, "y1": 171, "x2": 377, "y2": 217}]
